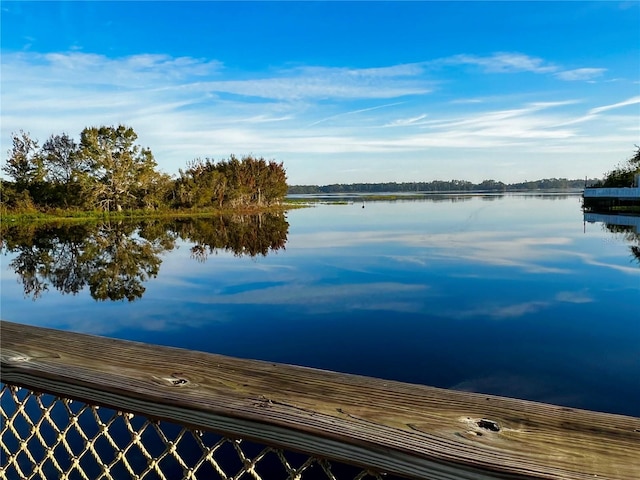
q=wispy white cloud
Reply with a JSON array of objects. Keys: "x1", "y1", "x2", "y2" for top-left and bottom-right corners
[
  {"x1": 228, "y1": 115, "x2": 294, "y2": 124},
  {"x1": 414, "y1": 102, "x2": 581, "y2": 141},
  {"x1": 589, "y1": 96, "x2": 640, "y2": 114},
  {"x1": 5, "y1": 51, "x2": 222, "y2": 87},
  {"x1": 3, "y1": 52, "x2": 430, "y2": 107},
  {"x1": 186, "y1": 64, "x2": 431, "y2": 101},
  {"x1": 555, "y1": 68, "x2": 607, "y2": 81},
  {"x1": 440, "y1": 52, "x2": 557, "y2": 74},
  {"x1": 437, "y1": 53, "x2": 608, "y2": 85},
  {"x1": 384, "y1": 114, "x2": 429, "y2": 127},
  {"x1": 307, "y1": 102, "x2": 406, "y2": 127},
  {"x1": 451, "y1": 98, "x2": 485, "y2": 104}
]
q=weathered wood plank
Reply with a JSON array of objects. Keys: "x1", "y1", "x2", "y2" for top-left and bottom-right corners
[{"x1": 1, "y1": 320, "x2": 638, "y2": 480}]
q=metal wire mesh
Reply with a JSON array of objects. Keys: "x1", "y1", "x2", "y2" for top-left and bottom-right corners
[{"x1": 1, "y1": 383, "x2": 396, "y2": 480}]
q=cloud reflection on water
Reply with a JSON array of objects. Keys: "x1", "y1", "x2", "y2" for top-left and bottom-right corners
[
  {"x1": 291, "y1": 229, "x2": 575, "y2": 273},
  {"x1": 452, "y1": 290, "x2": 594, "y2": 320}
]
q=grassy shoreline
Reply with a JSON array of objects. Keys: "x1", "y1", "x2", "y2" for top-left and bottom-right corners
[
  {"x1": 1, "y1": 203, "x2": 306, "y2": 224},
  {"x1": 1, "y1": 191, "x2": 598, "y2": 223}
]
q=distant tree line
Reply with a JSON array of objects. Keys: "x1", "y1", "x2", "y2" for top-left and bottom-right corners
[
  {"x1": 1, "y1": 125, "x2": 288, "y2": 213},
  {"x1": 288, "y1": 178, "x2": 594, "y2": 195}
]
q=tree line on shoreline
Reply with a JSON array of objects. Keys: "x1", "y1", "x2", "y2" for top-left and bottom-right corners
[
  {"x1": 1, "y1": 125, "x2": 288, "y2": 214},
  {"x1": 288, "y1": 178, "x2": 595, "y2": 195}
]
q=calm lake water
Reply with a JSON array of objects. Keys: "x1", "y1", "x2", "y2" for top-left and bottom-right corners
[{"x1": 2, "y1": 193, "x2": 639, "y2": 417}]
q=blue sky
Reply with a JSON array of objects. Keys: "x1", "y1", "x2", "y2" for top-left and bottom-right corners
[{"x1": 2, "y1": 1, "x2": 639, "y2": 185}]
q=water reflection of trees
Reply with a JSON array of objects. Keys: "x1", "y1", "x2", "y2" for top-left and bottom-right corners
[
  {"x1": 586, "y1": 212, "x2": 640, "y2": 266},
  {"x1": 603, "y1": 223, "x2": 640, "y2": 265},
  {"x1": 83, "y1": 222, "x2": 170, "y2": 301},
  {"x1": 1, "y1": 221, "x2": 174, "y2": 301},
  {"x1": 1, "y1": 213, "x2": 288, "y2": 301},
  {"x1": 167, "y1": 214, "x2": 289, "y2": 262}
]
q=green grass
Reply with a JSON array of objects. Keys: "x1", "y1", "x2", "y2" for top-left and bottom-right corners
[{"x1": 1, "y1": 203, "x2": 308, "y2": 224}]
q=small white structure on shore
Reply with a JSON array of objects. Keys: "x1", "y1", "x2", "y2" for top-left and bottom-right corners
[{"x1": 583, "y1": 173, "x2": 640, "y2": 200}]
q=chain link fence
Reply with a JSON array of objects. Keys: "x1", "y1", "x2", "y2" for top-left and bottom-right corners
[{"x1": 1, "y1": 383, "x2": 402, "y2": 480}]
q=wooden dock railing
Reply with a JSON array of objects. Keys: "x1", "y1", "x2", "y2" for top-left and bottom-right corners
[{"x1": 1, "y1": 320, "x2": 639, "y2": 479}]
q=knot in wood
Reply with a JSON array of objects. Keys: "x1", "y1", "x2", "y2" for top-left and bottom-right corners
[
  {"x1": 4, "y1": 353, "x2": 31, "y2": 363},
  {"x1": 477, "y1": 419, "x2": 500, "y2": 432},
  {"x1": 153, "y1": 374, "x2": 191, "y2": 387}
]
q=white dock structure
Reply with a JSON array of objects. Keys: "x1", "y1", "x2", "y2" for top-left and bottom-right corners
[
  {"x1": 583, "y1": 186, "x2": 640, "y2": 199},
  {"x1": 583, "y1": 173, "x2": 640, "y2": 211},
  {"x1": 584, "y1": 172, "x2": 640, "y2": 198}
]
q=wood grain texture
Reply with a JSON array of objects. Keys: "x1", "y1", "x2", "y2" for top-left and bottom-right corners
[{"x1": 1, "y1": 320, "x2": 638, "y2": 480}]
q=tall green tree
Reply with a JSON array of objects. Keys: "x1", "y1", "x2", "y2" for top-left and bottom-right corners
[
  {"x1": 40, "y1": 132, "x2": 84, "y2": 207},
  {"x1": 263, "y1": 159, "x2": 288, "y2": 205},
  {"x1": 41, "y1": 133, "x2": 81, "y2": 184},
  {"x1": 79, "y1": 125, "x2": 158, "y2": 211},
  {"x1": 136, "y1": 170, "x2": 174, "y2": 210},
  {"x1": 174, "y1": 158, "x2": 228, "y2": 208},
  {"x1": 3, "y1": 131, "x2": 44, "y2": 190},
  {"x1": 212, "y1": 155, "x2": 287, "y2": 208}
]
